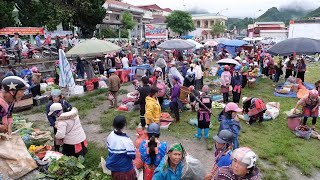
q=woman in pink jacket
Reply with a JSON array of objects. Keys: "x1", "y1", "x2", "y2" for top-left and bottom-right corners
[
  {"x1": 48, "y1": 103, "x2": 87, "y2": 157},
  {"x1": 220, "y1": 65, "x2": 232, "y2": 103}
]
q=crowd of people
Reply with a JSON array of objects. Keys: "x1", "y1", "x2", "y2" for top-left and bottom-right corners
[{"x1": 0, "y1": 35, "x2": 319, "y2": 180}]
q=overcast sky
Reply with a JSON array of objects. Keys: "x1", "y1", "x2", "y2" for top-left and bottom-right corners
[{"x1": 124, "y1": 0, "x2": 320, "y2": 18}]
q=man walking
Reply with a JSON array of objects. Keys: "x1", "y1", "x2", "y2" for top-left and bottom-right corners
[{"x1": 108, "y1": 69, "x2": 121, "y2": 108}]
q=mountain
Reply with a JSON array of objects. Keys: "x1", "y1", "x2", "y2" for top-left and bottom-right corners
[
  {"x1": 256, "y1": 7, "x2": 309, "y2": 23},
  {"x1": 305, "y1": 7, "x2": 320, "y2": 18},
  {"x1": 227, "y1": 18, "x2": 253, "y2": 30}
]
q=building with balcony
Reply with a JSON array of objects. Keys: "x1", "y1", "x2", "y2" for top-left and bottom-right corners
[
  {"x1": 189, "y1": 13, "x2": 228, "y2": 40},
  {"x1": 101, "y1": 0, "x2": 153, "y2": 39}
]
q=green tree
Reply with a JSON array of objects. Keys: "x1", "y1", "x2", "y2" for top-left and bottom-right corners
[
  {"x1": 166, "y1": 10, "x2": 195, "y2": 36},
  {"x1": 97, "y1": 27, "x2": 117, "y2": 38},
  {"x1": 121, "y1": 11, "x2": 135, "y2": 30},
  {"x1": 211, "y1": 20, "x2": 225, "y2": 38},
  {"x1": 0, "y1": 0, "x2": 15, "y2": 28},
  {"x1": 69, "y1": 0, "x2": 106, "y2": 37},
  {"x1": 15, "y1": 0, "x2": 42, "y2": 27}
]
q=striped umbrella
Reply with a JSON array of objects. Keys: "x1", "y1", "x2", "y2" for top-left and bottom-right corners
[{"x1": 59, "y1": 49, "x2": 75, "y2": 88}]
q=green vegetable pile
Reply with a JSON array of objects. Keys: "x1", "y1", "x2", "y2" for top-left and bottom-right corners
[
  {"x1": 12, "y1": 114, "x2": 27, "y2": 131},
  {"x1": 37, "y1": 156, "x2": 110, "y2": 180}
]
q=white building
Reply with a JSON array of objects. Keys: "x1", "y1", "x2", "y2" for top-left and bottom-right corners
[
  {"x1": 101, "y1": 0, "x2": 153, "y2": 39},
  {"x1": 288, "y1": 22, "x2": 320, "y2": 40},
  {"x1": 188, "y1": 14, "x2": 228, "y2": 40}
]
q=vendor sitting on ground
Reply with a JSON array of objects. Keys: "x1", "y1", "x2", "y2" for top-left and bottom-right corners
[
  {"x1": 48, "y1": 103, "x2": 87, "y2": 157},
  {"x1": 205, "y1": 129, "x2": 234, "y2": 179},
  {"x1": 293, "y1": 89, "x2": 320, "y2": 130},
  {"x1": 214, "y1": 147, "x2": 260, "y2": 180},
  {"x1": 242, "y1": 97, "x2": 267, "y2": 125},
  {"x1": 249, "y1": 63, "x2": 259, "y2": 77}
]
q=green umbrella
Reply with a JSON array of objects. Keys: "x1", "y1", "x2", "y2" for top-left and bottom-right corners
[{"x1": 66, "y1": 39, "x2": 121, "y2": 57}]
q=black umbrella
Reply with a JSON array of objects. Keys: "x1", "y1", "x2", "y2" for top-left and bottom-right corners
[
  {"x1": 158, "y1": 39, "x2": 196, "y2": 50},
  {"x1": 267, "y1": 38, "x2": 320, "y2": 56}
]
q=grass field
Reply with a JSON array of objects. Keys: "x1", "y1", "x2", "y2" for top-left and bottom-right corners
[
  {"x1": 98, "y1": 64, "x2": 320, "y2": 179},
  {"x1": 23, "y1": 64, "x2": 319, "y2": 179}
]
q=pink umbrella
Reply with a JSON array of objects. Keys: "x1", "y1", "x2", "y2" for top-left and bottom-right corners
[{"x1": 204, "y1": 40, "x2": 218, "y2": 47}]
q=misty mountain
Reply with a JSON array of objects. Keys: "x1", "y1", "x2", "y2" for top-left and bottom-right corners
[
  {"x1": 305, "y1": 7, "x2": 320, "y2": 18},
  {"x1": 256, "y1": 7, "x2": 310, "y2": 23}
]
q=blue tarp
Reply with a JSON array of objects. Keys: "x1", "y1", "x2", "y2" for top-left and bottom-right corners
[
  {"x1": 274, "y1": 82, "x2": 315, "y2": 98},
  {"x1": 220, "y1": 40, "x2": 248, "y2": 47},
  {"x1": 181, "y1": 35, "x2": 193, "y2": 39},
  {"x1": 217, "y1": 40, "x2": 249, "y2": 57}
]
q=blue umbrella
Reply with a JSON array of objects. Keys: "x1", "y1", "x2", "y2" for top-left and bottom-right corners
[
  {"x1": 59, "y1": 49, "x2": 75, "y2": 88},
  {"x1": 220, "y1": 39, "x2": 248, "y2": 47}
]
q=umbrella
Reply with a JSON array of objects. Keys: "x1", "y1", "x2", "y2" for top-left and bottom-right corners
[
  {"x1": 201, "y1": 39, "x2": 214, "y2": 43},
  {"x1": 204, "y1": 40, "x2": 218, "y2": 47},
  {"x1": 220, "y1": 39, "x2": 248, "y2": 47},
  {"x1": 267, "y1": 38, "x2": 320, "y2": 55},
  {"x1": 217, "y1": 58, "x2": 240, "y2": 66},
  {"x1": 66, "y1": 39, "x2": 121, "y2": 57},
  {"x1": 59, "y1": 49, "x2": 75, "y2": 88},
  {"x1": 187, "y1": 39, "x2": 204, "y2": 49},
  {"x1": 243, "y1": 37, "x2": 254, "y2": 42},
  {"x1": 214, "y1": 38, "x2": 229, "y2": 43},
  {"x1": 158, "y1": 39, "x2": 196, "y2": 50}
]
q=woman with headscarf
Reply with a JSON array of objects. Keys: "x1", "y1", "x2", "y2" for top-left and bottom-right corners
[
  {"x1": 195, "y1": 85, "x2": 212, "y2": 140},
  {"x1": 231, "y1": 68, "x2": 243, "y2": 103},
  {"x1": 214, "y1": 147, "x2": 260, "y2": 180},
  {"x1": 293, "y1": 90, "x2": 320, "y2": 130},
  {"x1": 171, "y1": 75, "x2": 181, "y2": 122},
  {"x1": 152, "y1": 143, "x2": 186, "y2": 179},
  {"x1": 296, "y1": 58, "x2": 306, "y2": 82},
  {"x1": 220, "y1": 65, "x2": 232, "y2": 103}
]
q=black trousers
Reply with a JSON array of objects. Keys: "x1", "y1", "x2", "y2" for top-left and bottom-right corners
[
  {"x1": 171, "y1": 102, "x2": 180, "y2": 122},
  {"x1": 241, "y1": 75, "x2": 247, "y2": 88},
  {"x1": 285, "y1": 69, "x2": 292, "y2": 79},
  {"x1": 158, "y1": 97, "x2": 164, "y2": 107},
  {"x1": 223, "y1": 93, "x2": 229, "y2": 103},
  {"x1": 297, "y1": 71, "x2": 305, "y2": 82},
  {"x1": 140, "y1": 107, "x2": 146, "y2": 128},
  {"x1": 232, "y1": 91, "x2": 241, "y2": 103},
  {"x1": 62, "y1": 141, "x2": 87, "y2": 157}
]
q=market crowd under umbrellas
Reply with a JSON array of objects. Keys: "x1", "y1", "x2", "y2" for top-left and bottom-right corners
[{"x1": 0, "y1": 2, "x2": 320, "y2": 180}]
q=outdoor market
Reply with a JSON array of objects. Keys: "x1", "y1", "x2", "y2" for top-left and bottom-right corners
[{"x1": 0, "y1": 1, "x2": 320, "y2": 180}]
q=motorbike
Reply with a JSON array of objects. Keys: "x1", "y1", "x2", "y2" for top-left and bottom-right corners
[
  {"x1": 42, "y1": 45, "x2": 58, "y2": 58},
  {"x1": 23, "y1": 43, "x2": 43, "y2": 59}
]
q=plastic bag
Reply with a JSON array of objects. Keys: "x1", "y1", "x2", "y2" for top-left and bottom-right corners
[
  {"x1": 294, "y1": 125, "x2": 312, "y2": 139},
  {"x1": 265, "y1": 108, "x2": 279, "y2": 120},
  {"x1": 181, "y1": 155, "x2": 205, "y2": 180}
]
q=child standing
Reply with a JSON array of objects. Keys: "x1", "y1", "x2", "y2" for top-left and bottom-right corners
[{"x1": 195, "y1": 85, "x2": 212, "y2": 139}]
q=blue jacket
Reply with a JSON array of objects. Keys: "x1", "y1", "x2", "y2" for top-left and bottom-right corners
[
  {"x1": 217, "y1": 150, "x2": 232, "y2": 167},
  {"x1": 46, "y1": 99, "x2": 72, "y2": 126},
  {"x1": 106, "y1": 131, "x2": 136, "y2": 172},
  {"x1": 139, "y1": 140, "x2": 167, "y2": 166},
  {"x1": 152, "y1": 158, "x2": 183, "y2": 180},
  {"x1": 219, "y1": 119, "x2": 241, "y2": 149},
  {"x1": 181, "y1": 65, "x2": 188, "y2": 77}
]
